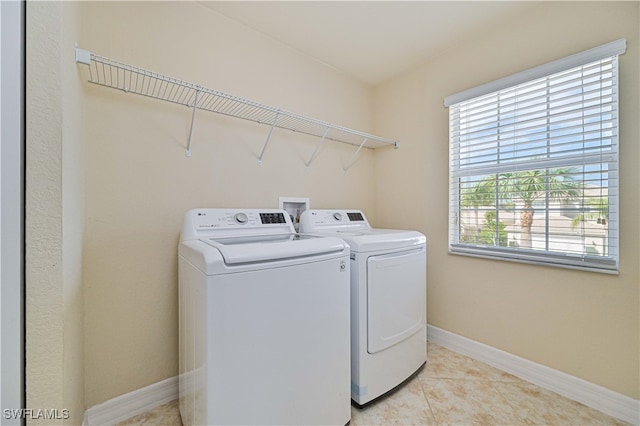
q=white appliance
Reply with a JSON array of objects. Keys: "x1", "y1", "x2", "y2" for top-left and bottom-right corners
[
  {"x1": 179, "y1": 208, "x2": 351, "y2": 425},
  {"x1": 299, "y1": 209, "x2": 427, "y2": 407}
]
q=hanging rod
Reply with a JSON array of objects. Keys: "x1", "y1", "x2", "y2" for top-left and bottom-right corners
[{"x1": 75, "y1": 47, "x2": 400, "y2": 159}]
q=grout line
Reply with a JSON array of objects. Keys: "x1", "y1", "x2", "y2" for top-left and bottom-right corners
[{"x1": 416, "y1": 367, "x2": 439, "y2": 424}]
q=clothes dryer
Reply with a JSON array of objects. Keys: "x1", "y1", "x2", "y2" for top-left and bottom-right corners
[
  {"x1": 299, "y1": 209, "x2": 426, "y2": 407},
  {"x1": 179, "y1": 209, "x2": 351, "y2": 425}
]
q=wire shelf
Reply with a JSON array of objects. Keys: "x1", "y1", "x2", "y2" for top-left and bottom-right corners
[{"x1": 75, "y1": 47, "x2": 399, "y2": 166}]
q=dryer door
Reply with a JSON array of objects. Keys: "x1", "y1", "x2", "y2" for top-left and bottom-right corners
[{"x1": 367, "y1": 247, "x2": 426, "y2": 354}]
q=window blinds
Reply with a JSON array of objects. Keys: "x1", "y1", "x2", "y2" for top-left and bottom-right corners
[{"x1": 447, "y1": 40, "x2": 625, "y2": 273}]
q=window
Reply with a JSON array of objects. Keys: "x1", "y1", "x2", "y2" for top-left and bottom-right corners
[{"x1": 445, "y1": 40, "x2": 626, "y2": 273}]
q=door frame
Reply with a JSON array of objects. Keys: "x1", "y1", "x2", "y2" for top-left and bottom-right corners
[{"x1": 1, "y1": 0, "x2": 25, "y2": 423}]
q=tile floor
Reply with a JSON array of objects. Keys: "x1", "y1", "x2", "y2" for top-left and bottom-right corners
[{"x1": 117, "y1": 343, "x2": 630, "y2": 425}]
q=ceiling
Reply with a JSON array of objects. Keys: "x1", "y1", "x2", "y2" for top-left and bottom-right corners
[{"x1": 201, "y1": 1, "x2": 541, "y2": 86}]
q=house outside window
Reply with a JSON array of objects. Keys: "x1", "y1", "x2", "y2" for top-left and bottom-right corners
[{"x1": 445, "y1": 40, "x2": 626, "y2": 273}]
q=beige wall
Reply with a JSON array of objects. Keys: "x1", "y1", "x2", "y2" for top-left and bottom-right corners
[
  {"x1": 80, "y1": 1, "x2": 378, "y2": 407},
  {"x1": 374, "y1": 1, "x2": 639, "y2": 399},
  {"x1": 26, "y1": 1, "x2": 85, "y2": 424}
]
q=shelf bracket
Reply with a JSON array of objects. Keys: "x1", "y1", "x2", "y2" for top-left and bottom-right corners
[
  {"x1": 343, "y1": 137, "x2": 368, "y2": 172},
  {"x1": 185, "y1": 88, "x2": 201, "y2": 157},
  {"x1": 258, "y1": 112, "x2": 280, "y2": 165},
  {"x1": 305, "y1": 127, "x2": 331, "y2": 169}
]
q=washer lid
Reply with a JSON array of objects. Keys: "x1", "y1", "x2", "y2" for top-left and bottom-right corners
[{"x1": 200, "y1": 234, "x2": 347, "y2": 264}]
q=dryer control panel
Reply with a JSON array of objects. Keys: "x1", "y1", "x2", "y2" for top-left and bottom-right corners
[
  {"x1": 181, "y1": 209, "x2": 294, "y2": 241},
  {"x1": 299, "y1": 209, "x2": 371, "y2": 233}
]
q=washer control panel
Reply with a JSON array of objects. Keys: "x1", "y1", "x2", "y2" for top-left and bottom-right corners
[
  {"x1": 181, "y1": 209, "x2": 294, "y2": 241},
  {"x1": 194, "y1": 210, "x2": 288, "y2": 229}
]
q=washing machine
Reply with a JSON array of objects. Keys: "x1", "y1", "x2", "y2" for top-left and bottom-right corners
[
  {"x1": 178, "y1": 208, "x2": 351, "y2": 425},
  {"x1": 299, "y1": 209, "x2": 426, "y2": 407}
]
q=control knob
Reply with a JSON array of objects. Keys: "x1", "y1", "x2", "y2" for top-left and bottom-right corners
[
  {"x1": 234, "y1": 212, "x2": 248, "y2": 224},
  {"x1": 333, "y1": 212, "x2": 342, "y2": 221}
]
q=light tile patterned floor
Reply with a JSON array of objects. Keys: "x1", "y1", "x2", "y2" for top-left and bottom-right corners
[{"x1": 117, "y1": 343, "x2": 630, "y2": 425}]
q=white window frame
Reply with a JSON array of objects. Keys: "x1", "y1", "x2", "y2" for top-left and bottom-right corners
[{"x1": 445, "y1": 39, "x2": 626, "y2": 274}]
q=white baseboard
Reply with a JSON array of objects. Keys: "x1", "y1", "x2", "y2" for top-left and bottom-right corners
[
  {"x1": 83, "y1": 376, "x2": 178, "y2": 426},
  {"x1": 427, "y1": 324, "x2": 640, "y2": 426}
]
